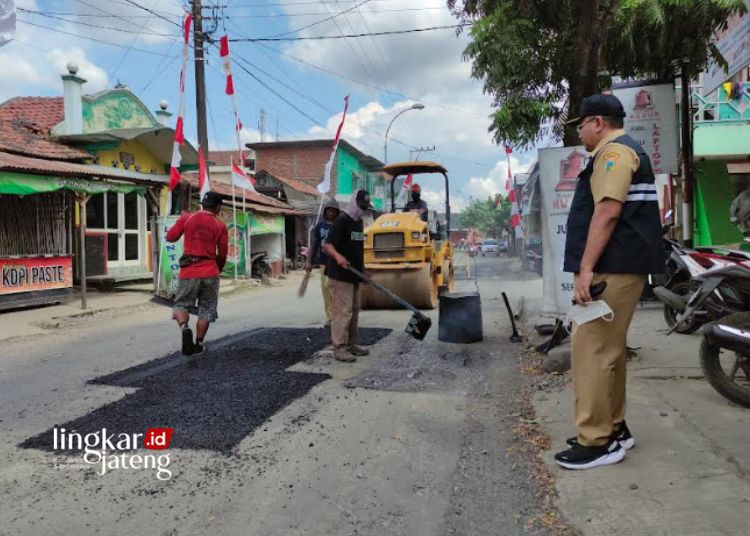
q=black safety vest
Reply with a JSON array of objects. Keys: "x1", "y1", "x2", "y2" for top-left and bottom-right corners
[{"x1": 563, "y1": 134, "x2": 664, "y2": 274}]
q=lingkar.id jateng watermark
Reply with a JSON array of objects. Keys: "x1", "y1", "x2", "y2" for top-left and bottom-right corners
[{"x1": 53, "y1": 427, "x2": 174, "y2": 481}]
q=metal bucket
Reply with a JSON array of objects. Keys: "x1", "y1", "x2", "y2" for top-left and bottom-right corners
[{"x1": 438, "y1": 291, "x2": 483, "y2": 343}]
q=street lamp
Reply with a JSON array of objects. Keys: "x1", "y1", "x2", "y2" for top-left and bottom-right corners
[{"x1": 384, "y1": 103, "x2": 424, "y2": 165}]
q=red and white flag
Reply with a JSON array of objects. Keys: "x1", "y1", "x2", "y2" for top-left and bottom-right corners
[
  {"x1": 396, "y1": 173, "x2": 413, "y2": 205},
  {"x1": 319, "y1": 95, "x2": 350, "y2": 195},
  {"x1": 166, "y1": 13, "x2": 192, "y2": 214},
  {"x1": 504, "y1": 145, "x2": 512, "y2": 191},
  {"x1": 198, "y1": 147, "x2": 210, "y2": 201},
  {"x1": 509, "y1": 188, "x2": 521, "y2": 228},
  {"x1": 231, "y1": 159, "x2": 256, "y2": 193},
  {"x1": 219, "y1": 35, "x2": 245, "y2": 164}
]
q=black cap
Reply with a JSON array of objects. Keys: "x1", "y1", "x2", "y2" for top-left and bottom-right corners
[
  {"x1": 201, "y1": 191, "x2": 223, "y2": 209},
  {"x1": 355, "y1": 189, "x2": 374, "y2": 210},
  {"x1": 566, "y1": 94, "x2": 626, "y2": 125}
]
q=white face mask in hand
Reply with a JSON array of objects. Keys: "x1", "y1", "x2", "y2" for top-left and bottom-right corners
[{"x1": 564, "y1": 300, "x2": 614, "y2": 334}]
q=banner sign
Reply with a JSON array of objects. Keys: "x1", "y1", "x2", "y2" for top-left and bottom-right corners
[
  {"x1": 248, "y1": 213, "x2": 283, "y2": 235},
  {"x1": 157, "y1": 216, "x2": 182, "y2": 297},
  {"x1": 612, "y1": 83, "x2": 679, "y2": 175},
  {"x1": 538, "y1": 147, "x2": 587, "y2": 314},
  {"x1": 222, "y1": 212, "x2": 247, "y2": 277},
  {"x1": 704, "y1": 0, "x2": 750, "y2": 95},
  {"x1": 1, "y1": 256, "x2": 73, "y2": 295},
  {"x1": 0, "y1": 172, "x2": 146, "y2": 196}
]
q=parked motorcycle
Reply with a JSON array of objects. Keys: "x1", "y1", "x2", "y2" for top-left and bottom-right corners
[
  {"x1": 251, "y1": 251, "x2": 272, "y2": 285},
  {"x1": 700, "y1": 312, "x2": 750, "y2": 407},
  {"x1": 295, "y1": 242, "x2": 308, "y2": 270}
]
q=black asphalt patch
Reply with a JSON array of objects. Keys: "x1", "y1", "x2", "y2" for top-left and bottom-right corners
[{"x1": 20, "y1": 327, "x2": 391, "y2": 453}]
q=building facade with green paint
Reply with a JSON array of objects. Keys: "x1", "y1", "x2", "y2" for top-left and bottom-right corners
[{"x1": 691, "y1": 81, "x2": 750, "y2": 247}]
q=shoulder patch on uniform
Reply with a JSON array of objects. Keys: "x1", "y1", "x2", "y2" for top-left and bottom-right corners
[{"x1": 603, "y1": 152, "x2": 619, "y2": 173}]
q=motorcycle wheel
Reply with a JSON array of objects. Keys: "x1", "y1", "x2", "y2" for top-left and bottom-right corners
[
  {"x1": 663, "y1": 281, "x2": 703, "y2": 334},
  {"x1": 700, "y1": 312, "x2": 750, "y2": 408}
]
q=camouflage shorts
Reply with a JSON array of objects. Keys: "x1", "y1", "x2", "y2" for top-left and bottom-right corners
[{"x1": 173, "y1": 277, "x2": 220, "y2": 322}]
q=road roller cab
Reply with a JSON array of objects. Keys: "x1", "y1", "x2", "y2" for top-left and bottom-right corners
[{"x1": 361, "y1": 161, "x2": 454, "y2": 309}]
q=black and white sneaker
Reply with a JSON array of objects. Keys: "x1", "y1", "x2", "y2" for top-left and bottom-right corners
[
  {"x1": 566, "y1": 421, "x2": 635, "y2": 450},
  {"x1": 554, "y1": 439, "x2": 625, "y2": 470},
  {"x1": 181, "y1": 327, "x2": 194, "y2": 356}
]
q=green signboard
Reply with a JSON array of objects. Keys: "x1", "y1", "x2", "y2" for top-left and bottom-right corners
[
  {"x1": 222, "y1": 212, "x2": 248, "y2": 277},
  {"x1": 248, "y1": 212, "x2": 284, "y2": 235},
  {"x1": 0, "y1": 172, "x2": 145, "y2": 196},
  {"x1": 157, "y1": 215, "x2": 182, "y2": 298}
]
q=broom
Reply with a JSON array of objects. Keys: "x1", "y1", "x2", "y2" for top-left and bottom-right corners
[{"x1": 297, "y1": 267, "x2": 312, "y2": 298}]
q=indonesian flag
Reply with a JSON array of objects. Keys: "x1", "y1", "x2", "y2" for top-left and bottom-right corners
[
  {"x1": 504, "y1": 145, "x2": 513, "y2": 191},
  {"x1": 198, "y1": 147, "x2": 210, "y2": 201},
  {"x1": 219, "y1": 34, "x2": 247, "y2": 172},
  {"x1": 0, "y1": 0, "x2": 16, "y2": 48},
  {"x1": 167, "y1": 12, "x2": 192, "y2": 213},
  {"x1": 396, "y1": 173, "x2": 413, "y2": 205},
  {"x1": 319, "y1": 95, "x2": 350, "y2": 194},
  {"x1": 509, "y1": 188, "x2": 521, "y2": 228},
  {"x1": 231, "y1": 159, "x2": 256, "y2": 192}
]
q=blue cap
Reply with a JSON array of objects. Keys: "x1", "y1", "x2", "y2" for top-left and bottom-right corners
[{"x1": 566, "y1": 94, "x2": 626, "y2": 125}]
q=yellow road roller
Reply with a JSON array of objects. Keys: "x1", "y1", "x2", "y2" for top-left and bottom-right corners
[{"x1": 360, "y1": 161, "x2": 454, "y2": 310}]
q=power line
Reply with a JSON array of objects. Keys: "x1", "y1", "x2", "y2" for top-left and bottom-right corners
[
  {"x1": 329, "y1": 0, "x2": 383, "y2": 85},
  {"x1": 16, "y1": 8, "x2": 176, "y2": 36},
  {"x1": 111, "y1": 0, "x2": 168, "y2": 80},
  {"x1": 269, "y1": 0, "x2": 372, "y2": 38},
  {"x1": 229, "y1": 23, "x2": 470, "y2": 41},
  {"x1": 119, "y1": 0, "x2": 182, "y2": 27},
  {"x1": 16, "y1": 19, "x2": 180, "y2": 57},
  {"x1": 224, "y1": 0, "x2": 421, "y2": 6}
]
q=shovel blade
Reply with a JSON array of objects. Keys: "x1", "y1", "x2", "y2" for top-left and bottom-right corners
[{"x1": 406, "y1": 313, "x2": 432, "y2": 341}]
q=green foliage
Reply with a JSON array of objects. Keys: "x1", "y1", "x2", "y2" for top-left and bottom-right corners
[
  {"x1": 450, "y1": 0, "x2": 747, "y2": 148},
  {"x1": 460, "y1": 195, "x2": 512, "y2": 237}
]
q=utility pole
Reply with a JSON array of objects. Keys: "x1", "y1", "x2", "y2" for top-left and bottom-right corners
[
  {"x1": 192, "y1": 0, "x2": 209, "y2": 160},
  {"x1": 258, "y1": 109, "x2": 266, "y2": 142},
  {"x1": 679, "y1": 63, "x2": 694, "y2": 247},
  {"x1": 409, "y1": 146, "x2": 435, "y2": 161}
]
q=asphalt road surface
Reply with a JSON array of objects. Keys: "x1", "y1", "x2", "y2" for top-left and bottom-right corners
[{"x1": 0, "y1": 256, "x2": 557, "y2": 536}]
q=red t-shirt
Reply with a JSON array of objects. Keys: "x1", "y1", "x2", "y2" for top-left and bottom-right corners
[{"x1": 166, "y1": 210, "x2": 229, "y2": 279}]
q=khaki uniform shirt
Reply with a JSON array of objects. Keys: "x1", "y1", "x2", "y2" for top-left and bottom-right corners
[{"x1": 589, "y1": 129, "x2": 640, "y2": 204}]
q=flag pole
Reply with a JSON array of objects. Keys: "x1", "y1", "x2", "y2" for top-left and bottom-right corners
[{"x1": 231, "y1": 175, "x2": 238, "y2": 281}]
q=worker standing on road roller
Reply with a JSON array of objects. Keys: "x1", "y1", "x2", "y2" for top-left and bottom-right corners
[
  {"x1": 323, "y1": 190, "x2": 373, "y2": 362},
  {"x1": 305, "y1": 198, "x2": 340, "y2": 328},
  {"x1": 404, "y1": 183, "x2": 428, "y2": 222}
]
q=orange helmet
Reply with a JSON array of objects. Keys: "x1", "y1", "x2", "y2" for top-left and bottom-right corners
[{"x1": 410, "y1": 183, "x2": 421, "y2": 193}]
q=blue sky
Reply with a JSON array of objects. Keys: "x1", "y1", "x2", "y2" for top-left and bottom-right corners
[{"x1": 2, "y1": 0, "x2": 535, "y2": 210}]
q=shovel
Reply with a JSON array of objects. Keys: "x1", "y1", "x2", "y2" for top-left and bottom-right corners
[{"x1": 345, "y1": 265, "x2": 432, "y2": 341}]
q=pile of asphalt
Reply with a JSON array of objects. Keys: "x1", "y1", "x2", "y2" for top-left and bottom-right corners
[
  {"x1": 20, "y1": 327, "x2": 391, "y2": 454},
  {"x1": 345, "y1": 333, "x2": 490, "y2": 394}
]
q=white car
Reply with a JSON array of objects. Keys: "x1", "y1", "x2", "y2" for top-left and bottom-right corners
[{"x1": 480, "y1": 239, "x2": 500, "y2": 256}]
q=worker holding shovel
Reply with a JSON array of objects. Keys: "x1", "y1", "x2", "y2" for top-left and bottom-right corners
[
  {"x1": 322, "y1": 190, "x2": 373, "y2": 362},
  {"x1": 305, "y1": 198, "x2": 340, "y2": 328}
]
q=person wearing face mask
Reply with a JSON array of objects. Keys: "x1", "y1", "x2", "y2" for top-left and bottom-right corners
[
  {"x1": 322, "y1": 189, "x2": 374, "y2": 362},
  {"x1": 404, "y1": 183, "x2": 428, "y2": 222}
]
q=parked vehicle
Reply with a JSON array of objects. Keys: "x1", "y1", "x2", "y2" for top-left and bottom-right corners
[
  {"x1": 251, "y1": 251, "x2": 272, "y2": 285},
  {"x1": 700, "y1": 312, "x2": 750, "y2": 407},
  {"x1": 525, "y1": 250, "x2": 543, "y2": 276},
  {"x1": 480, "y1": 239, "x2": 501, "y2": 256},
  {"x1": 295, "y1": 242, "x2": 308, "y2": 270},
  {"x1": 468, "y1": 244, "x2": 480, "y2": 257}
]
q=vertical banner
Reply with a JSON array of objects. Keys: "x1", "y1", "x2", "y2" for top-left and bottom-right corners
[
  {"x1": 612, "y1": 83, "x2": 679, "y2": 175},
  {"x1": 157, "y1": 216, "x2": 183, "y2": 297},
  {"x1": 222, "y1": 211, "x2": 247, "y2": 277},
  {"x1": 538, "y1": 146, "x2": 587, "y2": 314}
]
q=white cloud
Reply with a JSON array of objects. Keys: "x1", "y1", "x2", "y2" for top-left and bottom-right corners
[{"x1": 47, "y1": 48, "x2": 108, "y2": 93}]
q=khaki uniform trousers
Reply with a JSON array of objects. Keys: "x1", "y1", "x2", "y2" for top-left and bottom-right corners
[
  {"x1": 331, "y1": 279, "x2": 360, "y2": 349},
  {"x1": 571, "y1": 273, "x2": 645, "y2": 447},
  {"x1": 320, "y1": 265, "x2": 333, "y2": 325}
]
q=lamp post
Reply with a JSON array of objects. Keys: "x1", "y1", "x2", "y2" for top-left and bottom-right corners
[{"x1": 384, "y1": 103, "x2": 424, "y2": 165}]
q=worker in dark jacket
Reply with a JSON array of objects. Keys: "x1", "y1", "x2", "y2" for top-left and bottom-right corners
[
  {"x1": 305, "y1": 198, "x2": 340, "y2": 327},
  {"x1": 323, "y1": 190, "x2": 373, "y2": 362},
  {"x1": 555, "y1": 94, "x2": 664, "y2": 470},
  {"x1": 404, "y1": 183, "x2": 428, "y2": 222}
]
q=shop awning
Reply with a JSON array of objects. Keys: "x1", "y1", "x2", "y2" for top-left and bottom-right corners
[{"x1": 0, "y1": 171, "x2": 145, "y2": 195}]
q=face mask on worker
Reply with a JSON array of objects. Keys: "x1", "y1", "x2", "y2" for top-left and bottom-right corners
[
  {"x1": 357, "y1": 197, "x2": 371, "y2": 211},
  {"x1": 411, "y1": 192, "x2": 420, "y2": 202}
]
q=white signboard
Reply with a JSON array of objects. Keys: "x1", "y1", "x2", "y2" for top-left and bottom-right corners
[
  {"x1": 613, "y1": 83, "x2": 679, "y2": 175},
  {"x1": 704, "y1": 0, "x2": 750, "y2": 95},
  {"x1": 538, "y1": 146, "x2": 587, "y2": 314}
]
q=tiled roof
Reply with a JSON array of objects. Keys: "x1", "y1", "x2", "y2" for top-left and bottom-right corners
[
  {"x1": 0, "y1": 97, "x2": 64, "y2": 133},
  {"x1": 260, "y1": 170, "x2": 321, "y2": 197},
  {"x1": 182, "y1": 173, "x2": 297, "y2": 213},
  {"x1": 0, "y1": 120, "x2": 91, "y2": 161},
  {"x1": 0, "y1": 150, "x2": 160, "y2": 182}
]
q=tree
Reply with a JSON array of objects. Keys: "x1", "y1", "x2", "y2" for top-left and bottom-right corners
[
  {"x1": 460, "y1": 196, "x2": 511, "y2": 237},
  {"x1": 449, "y1": 0, "x2": 747, "y2": 148}
]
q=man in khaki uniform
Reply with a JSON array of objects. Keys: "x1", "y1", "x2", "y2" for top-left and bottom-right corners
[{"x1": 556, "y1": 94, "x2": 664, "y2": 470}]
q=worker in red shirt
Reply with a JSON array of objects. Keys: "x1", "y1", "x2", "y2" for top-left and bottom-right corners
[{"x1": 166, "y1": 191, "x2": 228, "y2": 356}]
